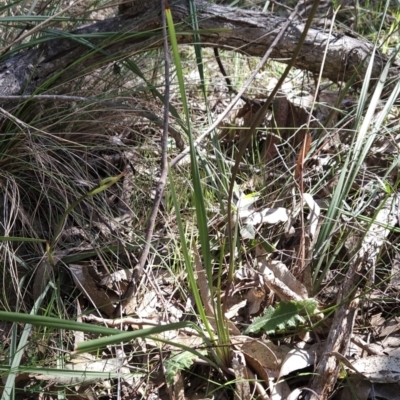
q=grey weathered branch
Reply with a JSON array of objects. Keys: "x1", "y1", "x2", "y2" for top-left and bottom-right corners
[{"x1": 0, "y1": 0, "x2": 394, "y2": 98}]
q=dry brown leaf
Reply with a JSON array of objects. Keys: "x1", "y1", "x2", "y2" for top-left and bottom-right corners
[
  {"x1": 238, "y1": 346, "x2": 270, "y2": 384},
  {"x1": 267, "y1": 261, "x2": 308, "y2": 299},
  {"x1": 167, "y1": 334, "x2": 204, "y2": 349},
  {"x1": 33, "y1": 257, "x2": 54, "y2": 301},
  {"x1": 145, "y1": 329, "x2": 204, "y2": 349},
  {"x1": 33, "y1": 357, "x2": 125, "y2": 386},
  {"x1": 340, "y1": 378, "x2": 400, "y2": 400},
  {"x1": 224, "y1": 296, "x2": 247, "y2": 319},
  {"x1": 352, "y1": 355, "x2": 400, "y2": 383},
  {"x1": 68, "y1": 264, "x2": 115, "y2": 318},
  {"x1": 246, "y1": 287, "x2": 266, "y2": 315},
  {"x1": 33, "y1": 251, "x2": 67, "y2": 300},
  {"x1": 232, "y1": 336, "x2": 290, "y2": 379},
  {"x1": 371, "y1": 313, "x2": 400, "y2": 338},
  {"x1": 135, "y1": 290, "x2": 159, "y2": 318},
  {"x1": 262, "y1": 267, "x2": 303, "y2": 302},
  {"x1": 383, "y1": 337, "x2": 400, "y2": 352},
  {"x1": 262, "y1": 95, "x2": 309, "y2": 161},
  {"x1": 256, "y1": 245, "x2": 309, "y2": 298},
  {"x1": 371, "y1": 313, "x2": 386, "y2": 333},
  {"x1": 100, "y1": 268, "x2": 133, "y2": 286}
]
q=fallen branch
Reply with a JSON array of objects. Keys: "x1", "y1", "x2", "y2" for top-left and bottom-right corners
[{"x1": 0, "y1": 0, "x2": 393, "y2": 99}]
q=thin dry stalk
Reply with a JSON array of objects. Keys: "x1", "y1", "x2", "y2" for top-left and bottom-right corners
[{"x1": 114, "y1": 0, "x2": 171, "y2": 315}]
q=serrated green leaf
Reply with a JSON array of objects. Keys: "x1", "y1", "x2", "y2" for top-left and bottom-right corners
[
  {"x1": 299, "y1": 298, "x2": 318, "y2": 315},
  {"x1": 244, "y1": 299, "x2": 319, "y2": 335},
  {"x1": 265, "y1": 301, "x2": 299, "y2": 334},
  {"x1": 244, "y1": 306, "x2": 275, "y2": 334},
  {"x1": 165, "y1": 351, "x2": 203, "y2": 385}
]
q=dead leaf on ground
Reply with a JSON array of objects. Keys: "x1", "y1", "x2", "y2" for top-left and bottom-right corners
[
  {"x1": 246, "y1": 287, "x2": 266, "y2": 315},
  {"x1": 256, "y1": 252, "x2": 309, "y2": 299},
  {"x1": 33, "y1": 257, "x2": 54, "y2": 301},
  {"x1": 371, "y1": 312, "x2": 400, "y2": 338},
  {"x1": 232, "y1": 336, "x2": 290, "y2": 379},
  {"x1": 68, "y1": 264, "x2": 115, "y2": 318},
  {"x1": 352, "y1": 355, "x2": 400, "y2": 383},
  {"x1": 33, "y1": 356, "x2": 127, "y2": 386},
  {"x1": 279, "y1": 343, "x2": 322, "y2": 377},
  {"x1": 341, "y1": 378, "x2": 400, "y2": 400},
  {"x1": 224, "y1": 297, "x2": 247, "y2": 319}
]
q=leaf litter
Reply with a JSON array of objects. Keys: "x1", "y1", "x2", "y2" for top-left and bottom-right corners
[{"x1": 1, "y1": 2, "x2": 400, "y2": 399}]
